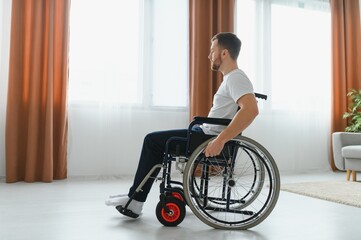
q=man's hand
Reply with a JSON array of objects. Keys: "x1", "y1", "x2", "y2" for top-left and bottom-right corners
[{"x1": 204, "y1": 137, "x2": 225, "y2": 157}]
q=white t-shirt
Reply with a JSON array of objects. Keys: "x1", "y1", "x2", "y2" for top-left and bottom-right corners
[{"x1": 202, "y1": 69, "x2": 254, "y2": 135}]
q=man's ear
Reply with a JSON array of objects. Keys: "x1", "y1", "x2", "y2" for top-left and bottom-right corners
[{"x1": 222, "y1": 49, "x2": 228, "y2": 57}]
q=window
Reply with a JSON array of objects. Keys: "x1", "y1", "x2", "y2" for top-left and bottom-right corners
[
  {"x1": 69, "y1": 0, "x2": 188, "y2": 108},
  {"x1": 236, "y1": 0, "x2": 331, "y2": 112},
  {"x1": 235, "y1": 0, "x2": 332, "y2": 172},
  {"x1": 150, "y1": 0, "x2": 188, "y2": 107}
]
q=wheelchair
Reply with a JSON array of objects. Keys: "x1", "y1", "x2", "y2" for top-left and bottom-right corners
[{"x1": 118, "y1": 93, "x2": 280, "y2": 230}]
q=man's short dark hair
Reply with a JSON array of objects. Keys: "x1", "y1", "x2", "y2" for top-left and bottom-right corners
[{"x1": 211, "y1": 32, "x2": 242, "y2": 60}]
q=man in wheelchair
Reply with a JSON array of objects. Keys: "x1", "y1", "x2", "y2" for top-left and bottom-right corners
[{"x1": 105, "y1": 32, "x2": 259, "y2": 219}]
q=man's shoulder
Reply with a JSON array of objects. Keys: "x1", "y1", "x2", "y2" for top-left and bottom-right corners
[
  {"x1": 226, "y1": 69, "x2": 252, "y2": 87},
  {"x1": 228, "y1": 69, "x2": 249, "y2": 79}
]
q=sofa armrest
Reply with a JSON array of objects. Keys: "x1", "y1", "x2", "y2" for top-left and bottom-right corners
[{"x1": 332, "y1": 132, "x2": 361, "y2": 170}]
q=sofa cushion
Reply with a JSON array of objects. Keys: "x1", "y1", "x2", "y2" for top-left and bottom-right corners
[{"x1": 342, "y1": 145, "x2": 361, "y2": 159}]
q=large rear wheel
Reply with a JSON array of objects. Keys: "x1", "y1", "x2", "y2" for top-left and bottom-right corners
[{"x1": 183, "y1": 136, "x2": 280, "y2": 230}]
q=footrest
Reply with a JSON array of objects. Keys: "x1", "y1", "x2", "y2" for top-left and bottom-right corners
[{"x1": 115, "y1": 205, "x2": 140, "y2": 218}]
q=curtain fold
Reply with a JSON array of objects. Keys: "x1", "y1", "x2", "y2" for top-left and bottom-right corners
[
  {"x1": 189, "y1": 0, "x2": 235, "y2": 119},
  {"x1": 330, "y1": 0, "x2": 361, "y2": 170},
  {"x1": 6, "y1": 0, "x2": 70, "y2": 182}
]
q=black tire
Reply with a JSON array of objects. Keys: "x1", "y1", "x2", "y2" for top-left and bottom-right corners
[{"x1": 155, "y1": 197, "x2": 186, "y2": 227}]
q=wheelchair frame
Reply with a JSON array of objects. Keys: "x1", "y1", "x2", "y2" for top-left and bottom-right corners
[{"x1": 117, "y1": 93, "x2": 280, "y2": 230}]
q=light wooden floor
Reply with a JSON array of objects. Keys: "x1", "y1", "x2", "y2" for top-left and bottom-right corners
[{"x1": 0, "y1": 171, "x2": 360, "y2": 240}]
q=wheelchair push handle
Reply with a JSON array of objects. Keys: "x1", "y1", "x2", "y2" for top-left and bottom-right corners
[{"x1": 254, "y1": 92, "x2": 267, "y2": 100}]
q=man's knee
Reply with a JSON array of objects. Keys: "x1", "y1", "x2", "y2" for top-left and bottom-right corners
[
  {"x1": 143, "y1": 131, "x2": 165, "y2": 152},
  {"x1": 144, "y1": 131, "x2": 160, "y2": 144}
]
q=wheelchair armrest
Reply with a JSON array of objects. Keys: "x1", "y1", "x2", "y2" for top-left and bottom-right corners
[{"x1": 191, "y1": 116, "x2": 232, "y2": 127}]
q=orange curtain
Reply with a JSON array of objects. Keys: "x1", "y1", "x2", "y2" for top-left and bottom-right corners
[
  {"x1": 6, "y1": 0, "x2": 70, "y2": 182},
  {"x1": 189, "y1": 0, "x2": 235, "y2": 118},
  {"x1": 330, "y1": 0, "x2": 361, "y2": 170}
]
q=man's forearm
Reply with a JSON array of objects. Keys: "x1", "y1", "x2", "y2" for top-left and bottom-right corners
[{"x1": 216, "y1": 106, "x2": 258, "y2": 144}]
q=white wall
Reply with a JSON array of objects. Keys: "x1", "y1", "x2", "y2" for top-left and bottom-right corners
[{"x1": 0, "y1": 0, "x2": 12, "y2": 178}]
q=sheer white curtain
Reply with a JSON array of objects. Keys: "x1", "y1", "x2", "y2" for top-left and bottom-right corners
[
  {"x1": 68, "y1": 0, "x2": 189, "y2": 176},
  {"x1": 0, "y1": 0, "x2": 12, "y2": 178},
  {"x1": 236, "y1": 0, "x2": 332, "y2": 172}
]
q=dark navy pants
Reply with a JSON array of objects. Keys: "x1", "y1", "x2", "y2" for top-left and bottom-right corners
[{"x1": 128, "y1": 129, "x2": 189, "y2": 202}]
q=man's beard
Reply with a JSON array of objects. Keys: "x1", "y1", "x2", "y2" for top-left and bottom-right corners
[
  {"x1": 211, "y1": 54, "x2": 222, "y2": 71},
  {"x1": 211, "y1": 62, "x2": 220, "y2": 71}
]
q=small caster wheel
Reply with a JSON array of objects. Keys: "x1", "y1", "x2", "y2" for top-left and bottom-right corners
[{"x1": 156, "y1": 197, "x2": 186, "y2": 227}]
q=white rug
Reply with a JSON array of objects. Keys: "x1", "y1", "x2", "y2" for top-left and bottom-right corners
[{"x1": 281, "y1": 181, "x2": 361, "y2": 208}]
